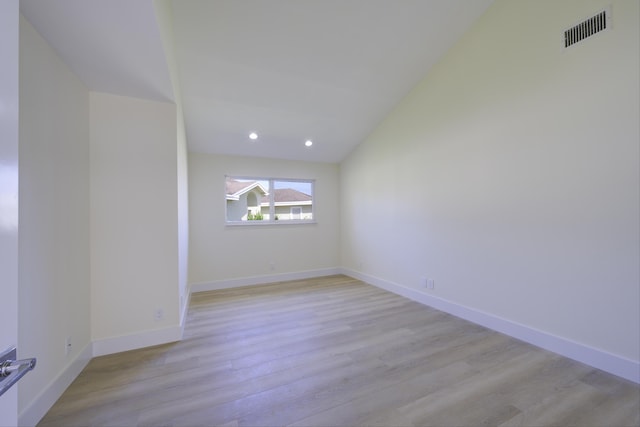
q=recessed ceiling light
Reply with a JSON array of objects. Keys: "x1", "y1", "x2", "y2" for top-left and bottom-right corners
[
  {"x1": 305, "y1": 140, "x2": 313, "y2": 147},
  {"x1": 249, "y1": 132, "x2": 258, "y2": 140}
]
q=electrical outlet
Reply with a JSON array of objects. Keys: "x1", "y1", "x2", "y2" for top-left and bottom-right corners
[
  {"x1": 269, "y1": 262, "x2": 275, "y2": 271},
  {"x1": 427, "y1": 279, "x2": 435, "y2": 290},
  {"x1": 65, "y1": 336, "x2": 72, "y2": 355},
  {"x1": 154, "y1": 308, "x2": 164, "y2": 321}
]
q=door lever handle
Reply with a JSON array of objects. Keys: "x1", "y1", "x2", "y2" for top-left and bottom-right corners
[
  {"x1": 0, "y1": 348, "x2": 36, "y2": 397},
  {"x1": 1, "y1": 358, "x2": 37, "y2": 376}
]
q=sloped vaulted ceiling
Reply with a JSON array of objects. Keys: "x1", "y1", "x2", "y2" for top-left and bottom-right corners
[{"x1": 20, "y1": 0, "x2": 493, "y2": 162}]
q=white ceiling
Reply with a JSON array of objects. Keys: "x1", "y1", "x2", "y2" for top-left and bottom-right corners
[{"x1": 20, "y1": 0, "x2": 493, "y2": 163}]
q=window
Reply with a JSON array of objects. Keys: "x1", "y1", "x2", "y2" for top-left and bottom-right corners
[{"x1": 225, "y1": 176, "x2": 314, "y2": 224}]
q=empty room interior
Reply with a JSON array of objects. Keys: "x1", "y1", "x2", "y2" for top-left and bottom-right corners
[{"x1": 1, "y1": 0, "x2": 639, "y2": 426}]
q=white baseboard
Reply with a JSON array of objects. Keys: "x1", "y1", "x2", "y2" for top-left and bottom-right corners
[
  {"x1": 341, "y1": 268, "x2": 640, "y2": 384},
  {"x1": 22, "y1": 324, "x2": 185, "y2": 426},
  {"x1": 18, "y1": 342, "x2": 92, "y2": 427},
  {"x1": 190, "y1": 268, "x2": 342, "y2": 293},
  {"x1": 92, "y1": 326, "x2": 182, "y2": 357}
]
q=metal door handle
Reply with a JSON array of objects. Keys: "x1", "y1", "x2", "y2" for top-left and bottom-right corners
[
  {"x1": 0, "y1": 348, "x2": 36, "y2": 397},
  {"x1": 1, "y1": 358, "x2": 36, "y2": 376}
]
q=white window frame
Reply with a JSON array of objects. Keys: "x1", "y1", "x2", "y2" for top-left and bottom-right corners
[{"x1": 225, "y1": 176, "x2": 316, "y2": 226}]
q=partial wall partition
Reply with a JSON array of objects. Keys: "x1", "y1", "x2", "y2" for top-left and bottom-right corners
[{"x1": 90, "y1": 92, "x2": 182, "y2": 355}]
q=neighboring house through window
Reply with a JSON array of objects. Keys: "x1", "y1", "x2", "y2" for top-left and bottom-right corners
[
  {"x1": 225, "y1": 179, "x2": 268, "y2": 221},
  {"x1": 226, "y1": 176, "x2": 314, "y2": 224},
  {"x1": 291, "y1": 206, "x2": 302, "y2": 219}
]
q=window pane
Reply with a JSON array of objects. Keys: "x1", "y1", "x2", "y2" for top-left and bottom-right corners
[
  {"x1": 272, "y1": 180, "x2": 313, "y2": 221},
  {"x1": 225, "y1": 177, "x2": 270, "y2": 222}
]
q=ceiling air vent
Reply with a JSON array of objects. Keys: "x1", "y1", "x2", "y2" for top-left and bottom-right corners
[
  {"x1": 564, "y1": 9, "x2": 611, "y2": 49},
  {"x1": 564, "y1": 8, "x2": 610, "y2": 49}
]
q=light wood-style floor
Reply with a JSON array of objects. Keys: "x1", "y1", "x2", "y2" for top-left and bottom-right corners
[{"x1": 39, "y1": 275, "x2": 639, "y2": 427}]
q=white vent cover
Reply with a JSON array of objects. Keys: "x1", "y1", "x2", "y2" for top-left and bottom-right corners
[{"x1": 564, "y1": 8, "x2": 611, "y2": 48}]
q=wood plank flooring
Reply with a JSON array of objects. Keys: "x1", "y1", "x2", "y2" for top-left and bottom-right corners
[{"x1": 38, "y1": 275, "x2": 640, "y2": 426}]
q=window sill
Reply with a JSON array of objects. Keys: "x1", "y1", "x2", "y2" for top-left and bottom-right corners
[{"x1": 225, "y1": 220, "x2": 317, "y2": 227}]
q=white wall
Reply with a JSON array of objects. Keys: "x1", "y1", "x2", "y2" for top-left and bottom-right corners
[
  {"x1": 90, "y1": 92, "x2": 181, "y2": 354},
  {"x1": 18, "y1": 14, "x2": 91, "y2": 422},
  {"x1": 341, "y1": 0, "x2": 639, "y2": 374},
  {"x1": 189, "y1": 153, "x2": 340, "y2": 288}
]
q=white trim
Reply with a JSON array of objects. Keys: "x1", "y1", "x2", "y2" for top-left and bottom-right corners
[
  {"x1": 92, "y1": 326, "x2": 182, "y2": 357},
  {"x1": 179, "y1": 286, "x2": 191, "y2": 338},
  {"x1": 22, "y1": 313, "x2": 188, "y2": 425},
  {"x1": 225, "y1": 219, "x2": 317, "y2": 227},
  {"x1": 225, "y1": 180, "x2": 269, "y2": 200},
  {"x1": 190, "y1": 268, "x2": 341, "y2": 293},
  {"x1": 18, "y1": 342, "x2": 92, "y2": 427},
  {"x1": 340, "y1": 268, "x2": 640, "y2": 384}
]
